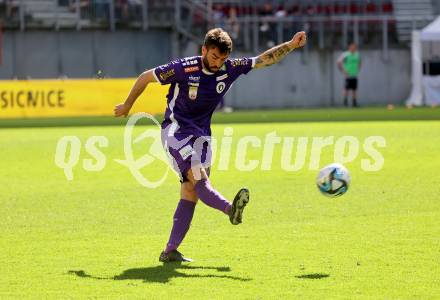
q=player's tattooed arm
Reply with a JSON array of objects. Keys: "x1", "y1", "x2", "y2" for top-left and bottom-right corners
[
  {"x1": 254, "y1": 31, "x2": 307, "y2": 69},
  {"x1": 254, "y1": 43, "x2": 293, "y2": 68},
  {"x1": 114, "y1": 69, "x2": 157, "y2": 117}
]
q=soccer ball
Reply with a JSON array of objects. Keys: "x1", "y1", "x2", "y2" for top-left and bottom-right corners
[{"x1": 316, "y1": 163, "x2": 351, "y2": 197}]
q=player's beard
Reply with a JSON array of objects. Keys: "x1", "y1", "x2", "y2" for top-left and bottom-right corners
[{"x1": 202, "y1": 56, "x2": 218, "y2": 73}]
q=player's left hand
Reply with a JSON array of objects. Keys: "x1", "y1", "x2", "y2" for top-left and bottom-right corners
[
  {"x1": 114, "y1": 103, "x2": 131, "y2": 117},
  {"x1": 291, "y1": 31, "x2": 307, "y2": 49}
]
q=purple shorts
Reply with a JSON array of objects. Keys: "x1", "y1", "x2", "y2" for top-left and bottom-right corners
[{"x1": 162, "y1": 132, "x2": 212, "y2": 183}]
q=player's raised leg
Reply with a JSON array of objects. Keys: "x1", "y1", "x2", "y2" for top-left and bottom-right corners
[{"x1": 187, "y1": 168, "x2": 250, "y2": 225}]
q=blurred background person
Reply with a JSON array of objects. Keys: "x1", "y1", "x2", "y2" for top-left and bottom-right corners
[
  {"x1": 337, "y1": 43, "x2": 362, "y2": 108},
  {"x1": 259, "y1": 2, "x2": 275, "y2": 48},
  {"x1": 225, "y1": 6, "x2": 240, "y2": 41}
]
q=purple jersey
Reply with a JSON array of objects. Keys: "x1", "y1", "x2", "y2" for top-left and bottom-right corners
[{"x1": 153, "y1": 56, "x2": 255, "y2": 137}]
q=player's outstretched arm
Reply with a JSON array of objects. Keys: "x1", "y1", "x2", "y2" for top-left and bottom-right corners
[
  {"x1": 114, "y1": 69, "x2": 157, "y2": 117},
  {"x1": 254, "y1": 31, "x2": 307, "y2": 69}
]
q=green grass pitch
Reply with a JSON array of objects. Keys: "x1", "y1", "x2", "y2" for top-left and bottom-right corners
[{"x1": 1, "y1": 109, "x2": 439, "y2": 299}]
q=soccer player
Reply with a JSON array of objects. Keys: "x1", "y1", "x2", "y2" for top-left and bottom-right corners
[
  {"x1": 337, "y1": 43, "x2": 361, "y2": 107},
  {"x1": 114, "y1": 28, "x2": 307, "y2": 262}
]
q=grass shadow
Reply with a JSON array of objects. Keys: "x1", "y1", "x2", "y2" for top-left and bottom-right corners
[
  {"x1": 68, "y1": 264, "x2": 251, "y2": 284},
  {"x1": 295, "y1": 273, "x2": 330, "y2": 279}
]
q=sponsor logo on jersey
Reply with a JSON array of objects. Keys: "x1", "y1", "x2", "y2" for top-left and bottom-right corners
[
  {"x1": 189, "y1": 75, "x2": 200, "y2": 82},
  {"x1": 216, "y1": 82, "x2": 226, "y2": 94},
  {"x1": 182, "y1": 59, "x2": 198, "y2": 66},
  {"x1": 159, "y1": 69, "x2": 175, "y2": 81},
  {"x1": 216, "y1": 74, "x2": 228, "y2": 81},
  {"x1": 184, "y1": 66, "x2": 199, "y2": 73},
  {"x1": 231, "y1": 58, "x2": 248, "y2": 67}
]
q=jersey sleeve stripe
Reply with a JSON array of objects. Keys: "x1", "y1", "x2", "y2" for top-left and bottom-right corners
[
  {"x1": 152, "y1": 68, "x2": 160, "y2": 83},
  {"x1": 251, "y1": 57, "x2": 256, "y2": 68}
]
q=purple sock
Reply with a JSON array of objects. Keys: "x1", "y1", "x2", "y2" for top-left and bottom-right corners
[
  {"x1": 194, "y1": 178, "x2": 231, "y2": 215},
  {"x1": 165, "y1": 199, "x2": 196, "y2": 253}
]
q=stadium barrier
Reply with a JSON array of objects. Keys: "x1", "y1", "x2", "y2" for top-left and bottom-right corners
[{"x1": 0, "y1": 79, "x2": 167, "y2": 119}]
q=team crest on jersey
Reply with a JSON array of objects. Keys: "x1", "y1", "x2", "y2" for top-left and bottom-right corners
[
  {"x1": 216, "y1": 82, "x2": 226, "y2": 94},
  {"x1": 189, "y1": 85, "x2": 198, "y2": 100}
]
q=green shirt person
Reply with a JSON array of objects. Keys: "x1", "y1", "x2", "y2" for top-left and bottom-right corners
[{"x1": 337, "y1": 43, "x2": 361, "y2": 107}]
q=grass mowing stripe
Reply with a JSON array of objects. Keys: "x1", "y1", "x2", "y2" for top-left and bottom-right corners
[{"x1": 0, "y1": 107, "x2": 439, "y2": 128}]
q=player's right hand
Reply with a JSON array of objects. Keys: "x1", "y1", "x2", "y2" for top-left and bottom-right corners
[
  {"x1": 114, "y1": 103, "x2": 131, "y2": 117},
  {"x1": 291, "y1": 31, "x2": 307, "y2": 49}
]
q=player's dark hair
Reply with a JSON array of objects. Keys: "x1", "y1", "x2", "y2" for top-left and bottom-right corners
[{"x1": 204, "y1": 28, "x2": 233, "y2": 54}]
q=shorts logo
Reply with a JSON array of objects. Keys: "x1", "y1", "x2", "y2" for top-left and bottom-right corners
[
  {"x1": 159, "y1": 69, "x2": 175, "y2": 81},
  {"x1": 216, "y1": 82, "x2": 226, "y2": 94},
  {"x1": 184, "y1": 66, "x2": 199, "y2": 73},
  {"x1": 179, "y1": 145, "x2": 194, "y2": 160},
  {"x1": 188, "y1": 86, "x2": 198, "y2": 100}
]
